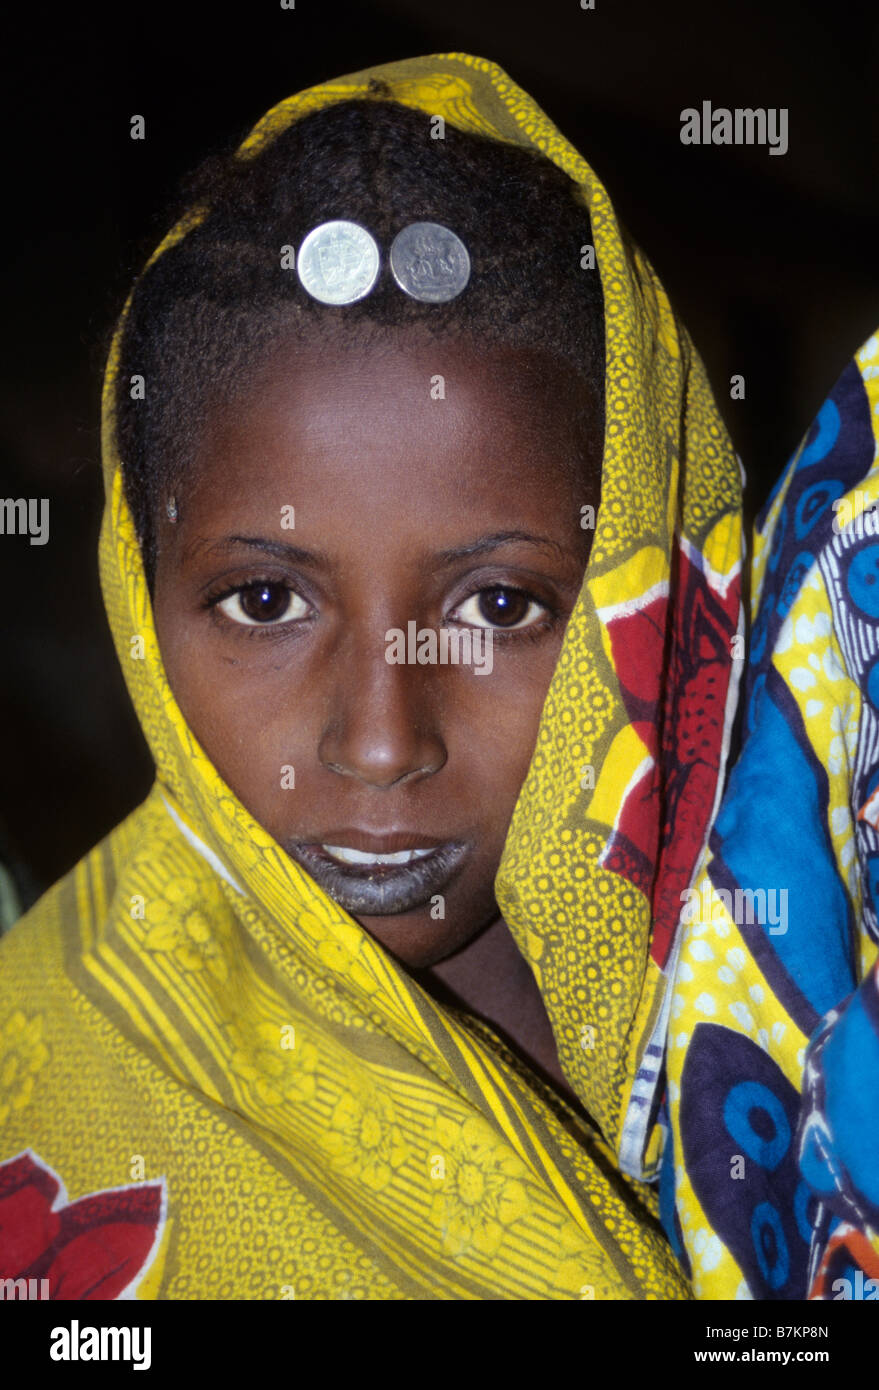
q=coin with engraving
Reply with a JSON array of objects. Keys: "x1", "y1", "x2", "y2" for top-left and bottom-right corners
[
  {"x1": 296, "y1": 221, "x2": 380, "y2": 305},
  {"x1": 389, "y1": 222, "x2": 471, "y2": 303}
]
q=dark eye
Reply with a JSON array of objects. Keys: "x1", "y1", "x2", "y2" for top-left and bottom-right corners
[
  {"x1": 451, "y1": 586, "x2": 546, "y2": 630},
  {"x1": 217, "y1": 582, "x2": 308, "y2": 627}
]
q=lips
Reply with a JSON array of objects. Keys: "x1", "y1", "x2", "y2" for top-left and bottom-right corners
[
  {"x1": 285, "y1": 832, "x2": 469, "y2": 916},
  {"x1": 320, "y1": 844, "x2": 435, "y2": 867}
]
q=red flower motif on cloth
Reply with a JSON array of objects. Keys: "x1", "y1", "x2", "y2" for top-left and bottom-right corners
[
  {"x1": 602, "y1": 542, "x2": 740, "y2": 970},
  {"x1": 0, "y1": 1150, "x2": 164, "y2": 1299},
  {"x1": 602, "y1": 591, "x2": 668, "y2": 896}
]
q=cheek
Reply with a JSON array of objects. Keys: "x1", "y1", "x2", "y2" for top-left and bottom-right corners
[
  {"x1": 455, "y1": 677, "x2": 549, "y2": 787},
  {"x1": 162, "y1": 652, "x2": 299, "y2": 809},
  {"x1": 152, "y1": 597, "x2": 273, "y2": 782}
]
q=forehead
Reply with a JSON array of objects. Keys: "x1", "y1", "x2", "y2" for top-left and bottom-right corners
[{"x1": 188, "y1": 330, "x2": 594, "y2": 510}]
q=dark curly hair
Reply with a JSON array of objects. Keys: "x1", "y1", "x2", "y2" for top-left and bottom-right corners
[{"x1": 114, "y1": 88, "x2": 606, "y2": 582}]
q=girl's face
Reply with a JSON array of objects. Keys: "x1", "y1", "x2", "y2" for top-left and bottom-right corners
[{"x1": 153, "y1": 330, "x2": 599, "y2": 969}]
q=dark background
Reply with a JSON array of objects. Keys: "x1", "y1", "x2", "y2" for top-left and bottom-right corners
[{"x1": 2, "y1": 0, "x2": 878, "y2": 905}]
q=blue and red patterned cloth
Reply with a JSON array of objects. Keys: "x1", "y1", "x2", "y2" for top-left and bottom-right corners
[{"x1": 662, "y1": 330, "x2": 879, "y2": 1299}]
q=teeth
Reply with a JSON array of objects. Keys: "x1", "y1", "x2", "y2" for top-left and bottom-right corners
[{"x1": 321, "y1": 845, "x2": 436, "y2": 866}]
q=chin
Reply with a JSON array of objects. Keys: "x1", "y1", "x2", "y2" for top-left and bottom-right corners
[{"x1": 353, "y1": 909, "x2": 474, "y2": 970}]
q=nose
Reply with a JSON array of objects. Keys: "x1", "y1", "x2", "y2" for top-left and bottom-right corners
[{"x1": 317, "y1": 629, "x2": 447, "y2": 789}]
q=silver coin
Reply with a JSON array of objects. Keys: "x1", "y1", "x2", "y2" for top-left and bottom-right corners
[
  {"x1": 296, "y1": 221, "x2": 380, "y2": 306},
  {"x1": 389, "y1": 222, "x2": 471, "y2": 303}
]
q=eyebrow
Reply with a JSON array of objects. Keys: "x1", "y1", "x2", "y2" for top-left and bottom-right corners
[
  {"x1": 182, "y1": 535, "x2": 334, "y2": 571},
  {"x1": 431, "y1": 530, "x2": 575, "y2": 568},
  {"x1": 183, "y1": 529, "x2": 574, "y2": 571}
]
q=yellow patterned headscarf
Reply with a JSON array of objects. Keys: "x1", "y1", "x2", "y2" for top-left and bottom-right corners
[{"x1": 0, "y1": 54, "x2": 741, "y2": 1300}]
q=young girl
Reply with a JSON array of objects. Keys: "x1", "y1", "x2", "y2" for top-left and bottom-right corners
[{"x1": 0, "y1": 53, "x2": 742, "y2": 1299}]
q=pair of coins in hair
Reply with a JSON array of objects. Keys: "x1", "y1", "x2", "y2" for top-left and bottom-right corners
[{"x1": 295, "y1": 220, "x2": 471, "y2": 306}]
